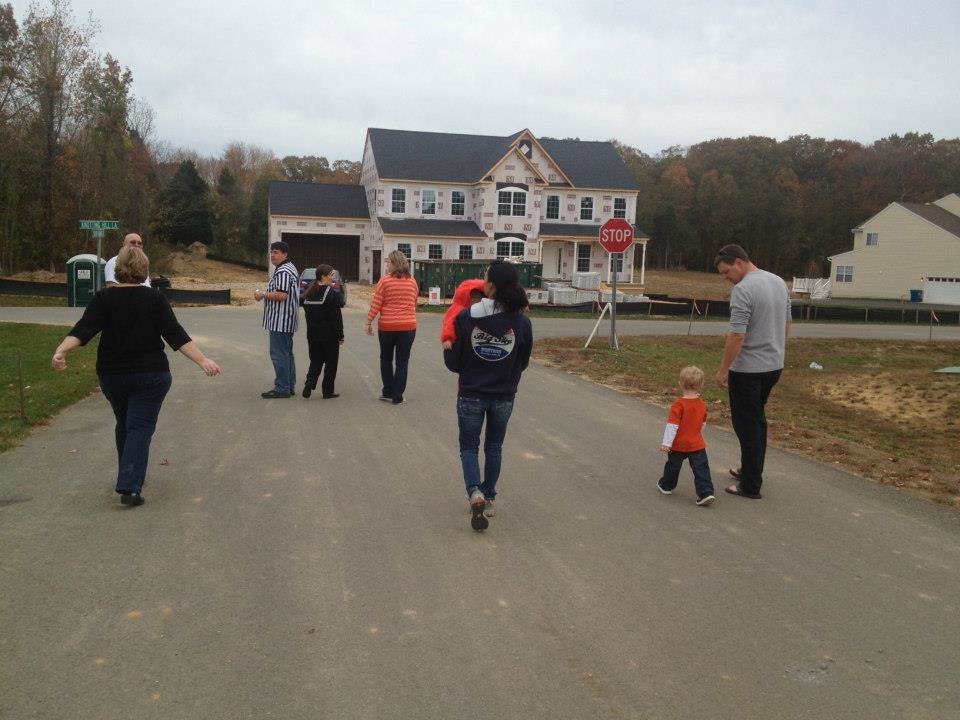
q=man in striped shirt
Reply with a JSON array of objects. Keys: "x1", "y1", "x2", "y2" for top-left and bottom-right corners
[{"x1": 255, "y1": 241, "x2": 300, "y2": 398}]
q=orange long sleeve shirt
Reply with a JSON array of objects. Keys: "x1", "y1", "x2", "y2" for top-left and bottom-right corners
[
  {"x1": 662, "y1": 396, "x2": 708, "y2": 452},
  {"x1": 367, "y1": 275, "x2": 419, "y2": 331}
]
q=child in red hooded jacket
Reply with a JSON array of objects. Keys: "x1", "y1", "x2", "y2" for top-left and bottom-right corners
[{"x1": 440, "y1": 278, "x2": 486, "y2": 350}]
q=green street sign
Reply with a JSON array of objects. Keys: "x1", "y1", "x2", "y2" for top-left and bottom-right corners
[{"x1": 79, "y1": 220, "x2": 121, "y2": 231}]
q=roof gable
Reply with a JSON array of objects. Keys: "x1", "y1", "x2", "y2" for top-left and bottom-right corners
[{"x1": 900, "y1": 202, "x2": 960, "y2": 239}]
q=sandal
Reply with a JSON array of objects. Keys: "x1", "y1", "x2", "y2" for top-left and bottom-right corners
[{"x1": 725, "y1": 483, "x2": 762, "y2": 500}]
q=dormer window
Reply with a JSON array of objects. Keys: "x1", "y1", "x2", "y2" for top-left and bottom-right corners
[{"x1": 518, "y1": 140, "x2": 533, "y2": 158}]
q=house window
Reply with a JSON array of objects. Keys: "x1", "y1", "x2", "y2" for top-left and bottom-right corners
[
  {"x1": 498, "y1": 190, "x2": 526, "y2": 217},
  {"x1": 496, "y1": 240, "x2": 526, "y2": 259},
  {"x1": 612, "y1": 254, "x2": 624, "y2": 272},
  {"x1": 451, "y1": 191, "x2": 465, "y2": 216},
  {"x1": 577, "y1": 244, "x2": 592, "y2": 272},
  {"x1": 397, "y1": 243, "x2": 412, "y2": 259},
  {"x1": 835, "y1": 265, "x2": 853, "y2": 283},
  {"x1": 614, "y1": 198, "x2": 627, "y2": 219},
  {"x1": 580, "y1": 197, "x2": 594, "y2": 220},
  {"x1": 422, "y1": 189, "x2": 436, "y2": 215},
  {"x1": 546, "y1": 195, "x2": 560, "y2": 220},
  {"x1": 392, "y1": 188, "x2": 406, "y2": 214},
  {"x1": 459, "y1": 245, "x2": 473, "y2": 260},
  {"x1": 428, "y1": 244, "x2": 443, "y2": 260},
  {"x1": 866, "y1": 232, "x2": 878, "y2": 246}
]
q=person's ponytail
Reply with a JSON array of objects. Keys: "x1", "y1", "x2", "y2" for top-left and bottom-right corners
[{"x1": 486, "y1": 260, "x2": 529, "y2": 313}]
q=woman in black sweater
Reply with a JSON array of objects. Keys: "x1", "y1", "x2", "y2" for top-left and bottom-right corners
[
  {"x1": 52, "y1": 247, "x2": 220, "y2": 506},
  {"x1": 301, "y1": 264, "x2": 344, "y2": 399}
]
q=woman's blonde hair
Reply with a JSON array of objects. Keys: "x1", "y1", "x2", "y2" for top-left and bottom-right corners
[
  {"x1": 679, "y1": 366, "x2": 704, "y2": 392},
  {"x1": 115, "y1": 246, "x2": 149, "y2": 284},
  {"x1": 386, "y1": 250, "x2": 410, "y2": 278}
]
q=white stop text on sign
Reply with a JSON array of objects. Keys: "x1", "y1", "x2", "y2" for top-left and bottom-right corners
[{"x1": 601, "y1": 228, "x2": 632, "y2": 243}]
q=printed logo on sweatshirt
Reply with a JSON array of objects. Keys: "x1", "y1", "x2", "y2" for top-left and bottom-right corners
[{"x1": 471, "y1": 327, "x2": 515, "y2": 362}]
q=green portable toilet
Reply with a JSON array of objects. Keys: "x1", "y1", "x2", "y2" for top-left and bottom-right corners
[{"x1": 66, "y1": 254, "x2": 105, "y2": 307}]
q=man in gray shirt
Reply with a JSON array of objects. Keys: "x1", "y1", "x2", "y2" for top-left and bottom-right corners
[{"x1": 714, "y1": 244, "x2": 791, "y2": 499}]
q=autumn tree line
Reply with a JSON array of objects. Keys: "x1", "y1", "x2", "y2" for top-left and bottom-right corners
[
  {"x1": 2, "y1": 2, "x2": 958, "y2": 279},
  {"x1": 0, "y1": 1, "x2": 359, "y2": 274}
]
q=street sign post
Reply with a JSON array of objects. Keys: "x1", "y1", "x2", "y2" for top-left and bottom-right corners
[
  {"x1": 598, "y1": 219, "x2": 635, "y2": 349},
  {"x1": 79, "y1": 220, "x2": 122, "y2": 292}
]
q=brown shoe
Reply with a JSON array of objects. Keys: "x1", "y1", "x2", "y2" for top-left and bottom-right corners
[{"x1": 725, "y1": 483, "x2": 761, "y2": 500}]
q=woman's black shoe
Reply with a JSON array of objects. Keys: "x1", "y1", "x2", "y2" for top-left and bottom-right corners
[
  {"x1": 322, "y1": 393, "x2": 339, "y2": 399},
  {"x1": 120, "y1": 493, "x2": 144, "y2": 506}
]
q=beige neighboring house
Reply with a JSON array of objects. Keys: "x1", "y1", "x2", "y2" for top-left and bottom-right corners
[
  {"x1": 268, "y1": 127, "x2": 646, "y2": 284},
  {"x1": 828, "y1": 193, "x2": 960, "y2": 305}
]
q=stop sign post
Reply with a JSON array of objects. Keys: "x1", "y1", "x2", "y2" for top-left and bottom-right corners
[{"x1": 598, "y1": 218, "x2": 635, "y2": 349}]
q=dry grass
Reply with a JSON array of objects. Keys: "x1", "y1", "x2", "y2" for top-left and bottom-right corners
[
  {"x1": 534, "y1": 335, "x2": 960, "y2": 510},
  {"x1": 641, "y1": 268, "x2": 733, "y2": 301}
]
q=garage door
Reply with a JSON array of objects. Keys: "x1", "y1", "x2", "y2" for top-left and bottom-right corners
[
  {"x1": 923, "y1": 278, "x2": 960, "y2": 305},
  {"x1": 282, "y1": 233, "x2": 360, "y2": 280}
]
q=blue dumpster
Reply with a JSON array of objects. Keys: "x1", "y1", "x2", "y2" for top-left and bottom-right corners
[{"x1": 910, "y1": 289, "x2": 923, "y2": 302}]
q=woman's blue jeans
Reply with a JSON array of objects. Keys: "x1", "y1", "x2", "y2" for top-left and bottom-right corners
[
  {"x1": 457, "y1": 396, "x2": 514, "y2": 500},
  {"x1": 98, "y1": 371, "x2": 172, "y2": 495},
  {"x1": 378, "y1": 329, "x2": 415, "y2": 402}
]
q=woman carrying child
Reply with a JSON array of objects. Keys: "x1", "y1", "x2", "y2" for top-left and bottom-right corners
[{"x1": 443, "y1": 260, "x2": 533, "y2": 531}]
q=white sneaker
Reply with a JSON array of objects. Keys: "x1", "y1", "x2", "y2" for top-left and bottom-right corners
[
  {"x1": 656, "y1": 480, "x2": 673, "y2": 495},
  {"x1": 483, "y1": 499, "x2": 496, "y2": 517}
]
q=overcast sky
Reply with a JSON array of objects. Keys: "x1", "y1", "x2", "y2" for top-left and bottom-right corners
[{"x1": 48, "y1": 0, "x2": 960, "y2": 161}]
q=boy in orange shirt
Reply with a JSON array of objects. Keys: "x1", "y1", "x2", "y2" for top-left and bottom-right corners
[{"x1": 657, "y1": 366, "x2": 716, "y2": 506}]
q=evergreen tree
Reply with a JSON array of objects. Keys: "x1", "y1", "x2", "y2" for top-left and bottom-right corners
[{"x1": 156, "y1": 160, "x2": 212, "y2": 245}]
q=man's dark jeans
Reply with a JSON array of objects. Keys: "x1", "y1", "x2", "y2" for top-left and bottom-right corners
[
  {"x1": 378, "y1": 329, "x2": 416, "y2": 402},
  {"x1": 727, "y1": 369, "x2": 782, "y2": 495},
  {"x1": 98, "y1": 371, "x2": 172, "y2": 495}
]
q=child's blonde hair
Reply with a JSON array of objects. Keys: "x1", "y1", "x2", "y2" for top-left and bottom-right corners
[{"x1": 679, "y1": 365, "x2": 704, "y2": 392}]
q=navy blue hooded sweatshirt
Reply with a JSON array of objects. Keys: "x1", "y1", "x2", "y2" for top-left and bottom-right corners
[{"x1": 443, "y1": 299, "x2": 533, "y2": 399}]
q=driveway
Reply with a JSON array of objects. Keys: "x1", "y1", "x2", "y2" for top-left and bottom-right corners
[{"x1": 1, "y1": 304, "x2": 958, "y2": 719}]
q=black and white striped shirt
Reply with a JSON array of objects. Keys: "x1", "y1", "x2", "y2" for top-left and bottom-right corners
[{"x1": 262, "y1": 260, "x2": 300, "y2": 333}]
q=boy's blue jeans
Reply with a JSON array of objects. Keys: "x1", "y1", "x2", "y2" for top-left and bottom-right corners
[
  {"x1": 457, "y1": 396, "x2": 514, "y2": 500},
  {"x1": 658, "y1": 449, "x2": 714, "y2": 497}
]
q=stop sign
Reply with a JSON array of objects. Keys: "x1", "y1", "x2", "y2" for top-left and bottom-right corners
[{"x1": 598, "y1": 218, "x2": 634, "y2": 253}]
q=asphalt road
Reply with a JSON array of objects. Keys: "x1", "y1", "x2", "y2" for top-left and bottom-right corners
[{"x1": 1, "y1": 305, "x2": 958, "y2": 720}]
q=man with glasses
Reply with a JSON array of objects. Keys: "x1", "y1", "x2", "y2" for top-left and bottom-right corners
[
  {"x1": 255, "y1": 241, "x2": 300, "y2": 398},
  {"x1": 714, "y1": 244, "x2": 791, "y2": 500},
  {"x1": 105, "y1": 233, "x2": 151, "y2": 287}
]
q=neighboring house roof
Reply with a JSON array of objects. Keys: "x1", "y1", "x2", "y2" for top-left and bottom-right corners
[
  {"x1": 378, "y1": 218, "x2": 487, "y2": 239},
  {"x1": 269, "y1": 181, "x2": 369, "y2": 218},
  {"x1": 900, "y1": 202, "x2": 960, "y2": 239},
  {"x1": 367, "y1": 128, "x2": 638, "y2": 190},
  {"x1": 539, "y1": 223, "x2": 649, "y2": 239}
]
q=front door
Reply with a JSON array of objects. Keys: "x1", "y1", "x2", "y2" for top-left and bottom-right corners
[{"x1": 372, "y1": 250, "x2": 381, "y2": 283}]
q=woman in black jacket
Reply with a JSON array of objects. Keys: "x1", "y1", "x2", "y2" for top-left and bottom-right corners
[
  {"x1": 443, "y1": 260, "x2": 533, "y2": 531},
  {"x1": 301, "y1": 264, "x2": 344, "y2": 399},
  {"x1": 52, "y1": 246, "x2": 221, "y2": 506}
]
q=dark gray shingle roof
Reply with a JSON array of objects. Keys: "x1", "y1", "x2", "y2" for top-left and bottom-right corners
[
  {"x1": 538, "y1": 138, "x2": 639, "y2": 190},
  {"x1": 901, "y1": 202, "x2": 960, "y2": 239},
  {"x1": 269, "y1": 181, "x2": 370, "y2": 218},
  {"x1": 379, "y1": 218, "x2": 487, "y2": 239},
  {"x1": 367, "y1": 128, "x2": 638, "y2": 190}
]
